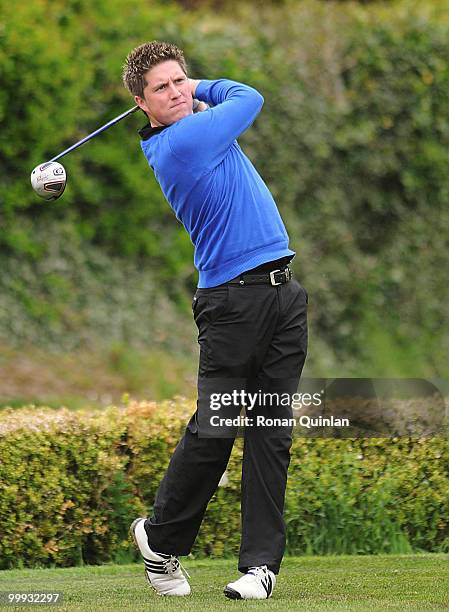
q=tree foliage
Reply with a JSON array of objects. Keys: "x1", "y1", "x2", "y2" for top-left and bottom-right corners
[{"x1": 0, "y1": 0, "x2": 448, "y2": 375}]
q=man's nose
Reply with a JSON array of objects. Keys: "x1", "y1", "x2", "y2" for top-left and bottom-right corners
[{"x1": 168, "y1": 81, "x2": 181, "y2": 96}]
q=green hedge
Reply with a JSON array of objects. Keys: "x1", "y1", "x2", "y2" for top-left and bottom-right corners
[{"x1": 1, "y1": 401, "x2": 448, "y2": 569}]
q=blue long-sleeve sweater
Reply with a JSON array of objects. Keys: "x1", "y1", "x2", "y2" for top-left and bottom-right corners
[{"x1": 139, "y1": 79, "x2": 295, "y2": 287}]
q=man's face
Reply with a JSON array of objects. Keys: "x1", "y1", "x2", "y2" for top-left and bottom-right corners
[{"x1": 135, "y1": 60, "x2": 193, "y2": 127}]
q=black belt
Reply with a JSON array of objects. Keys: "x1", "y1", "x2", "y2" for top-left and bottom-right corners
[{"x1": 228, "y1": 266, "x2": 292, "y2": 286}]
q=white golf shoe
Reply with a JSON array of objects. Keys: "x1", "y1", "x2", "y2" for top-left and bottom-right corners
[
  {"x1": 224, "y1": 565, "x2": 276, "y2": 599},
  {"x1": 130, "y1": 518, "x2": 191, "y2": 596}
]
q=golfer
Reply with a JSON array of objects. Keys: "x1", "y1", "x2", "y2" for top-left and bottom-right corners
[{"x1": 123, "y1": 41, "x2": 308, "y2": 600}]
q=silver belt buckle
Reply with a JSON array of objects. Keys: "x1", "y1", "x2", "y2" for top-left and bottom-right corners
[{"x1": 269, "y1": 269, "x2": 282, "y2": 286}]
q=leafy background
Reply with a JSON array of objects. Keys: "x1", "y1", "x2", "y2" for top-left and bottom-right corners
[
  {"x1": 1, "y1": 0, "x2": 449, "y2": 569},
  {"x1": 0, "y1": 0, "x2": 448, "y2": 404}
]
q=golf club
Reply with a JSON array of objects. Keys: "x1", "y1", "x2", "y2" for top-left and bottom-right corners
[
  {"x1": 31, "y1": 105, "x2": 140, "y2": 200},
  {"x1": 49, "y1": 105, "x2": 140, "y2": 163}
]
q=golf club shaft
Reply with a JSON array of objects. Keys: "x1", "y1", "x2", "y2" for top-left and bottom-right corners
[{"x1": 49, "y1": 105, "x2": 140, "y2": 162}]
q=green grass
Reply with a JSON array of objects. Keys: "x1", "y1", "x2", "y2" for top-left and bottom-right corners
[
  {"x1": 0, "y1": 555, "x2": 448, "y2": 610},
  {"x1": 0, "y1": 344, "x2": 197, "y2": 411}
]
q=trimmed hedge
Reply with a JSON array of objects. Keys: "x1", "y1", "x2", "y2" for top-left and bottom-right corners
[{"x1": 1, "y1": 400, "x2": 448, "y2": 569}]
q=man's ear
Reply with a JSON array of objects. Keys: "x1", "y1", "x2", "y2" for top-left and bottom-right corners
[{"x1": 134, "y1": 95, "x2": 150, "y2": 115}]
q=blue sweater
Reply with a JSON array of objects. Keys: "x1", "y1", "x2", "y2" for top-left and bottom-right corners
[{"x1": 140, "y1": 79, "x2": 295, "y2": 287}]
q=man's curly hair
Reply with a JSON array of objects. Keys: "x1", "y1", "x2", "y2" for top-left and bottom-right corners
[{"x1": 123, "y1": 41, "x2": 188, "y2": 99}]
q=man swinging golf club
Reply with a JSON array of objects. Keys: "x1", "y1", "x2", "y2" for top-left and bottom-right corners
[{"x1": 123, "y1": 40, "x2": 308, "y2": 600}]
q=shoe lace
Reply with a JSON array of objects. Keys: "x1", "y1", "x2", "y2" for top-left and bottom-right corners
[
  {"x1": 248, "y1": 565, "x2": 268, "y2": 578},
  {"x1": 163, "y1": 555, "x2": 191, "y2": 579}
]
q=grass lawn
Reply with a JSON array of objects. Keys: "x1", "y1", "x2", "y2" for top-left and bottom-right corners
[{"x1": 0, "y1": 555, "x2": 448, "y2": 611}]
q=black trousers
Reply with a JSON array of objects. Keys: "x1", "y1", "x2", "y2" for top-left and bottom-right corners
[{"x1": 145, "y1": 278, "x2": 308, "y2": 574}]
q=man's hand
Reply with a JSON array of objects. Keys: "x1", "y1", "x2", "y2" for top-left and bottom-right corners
[
  {"x1": 189, "y1": 79, "x2": 201, "y2": 97},
  {"x1": 190, "y1": 80, "x2": 206, "y2": 113},
  {"x1": 193, "y1": 100, "x2": 209, "y2": 113}
]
